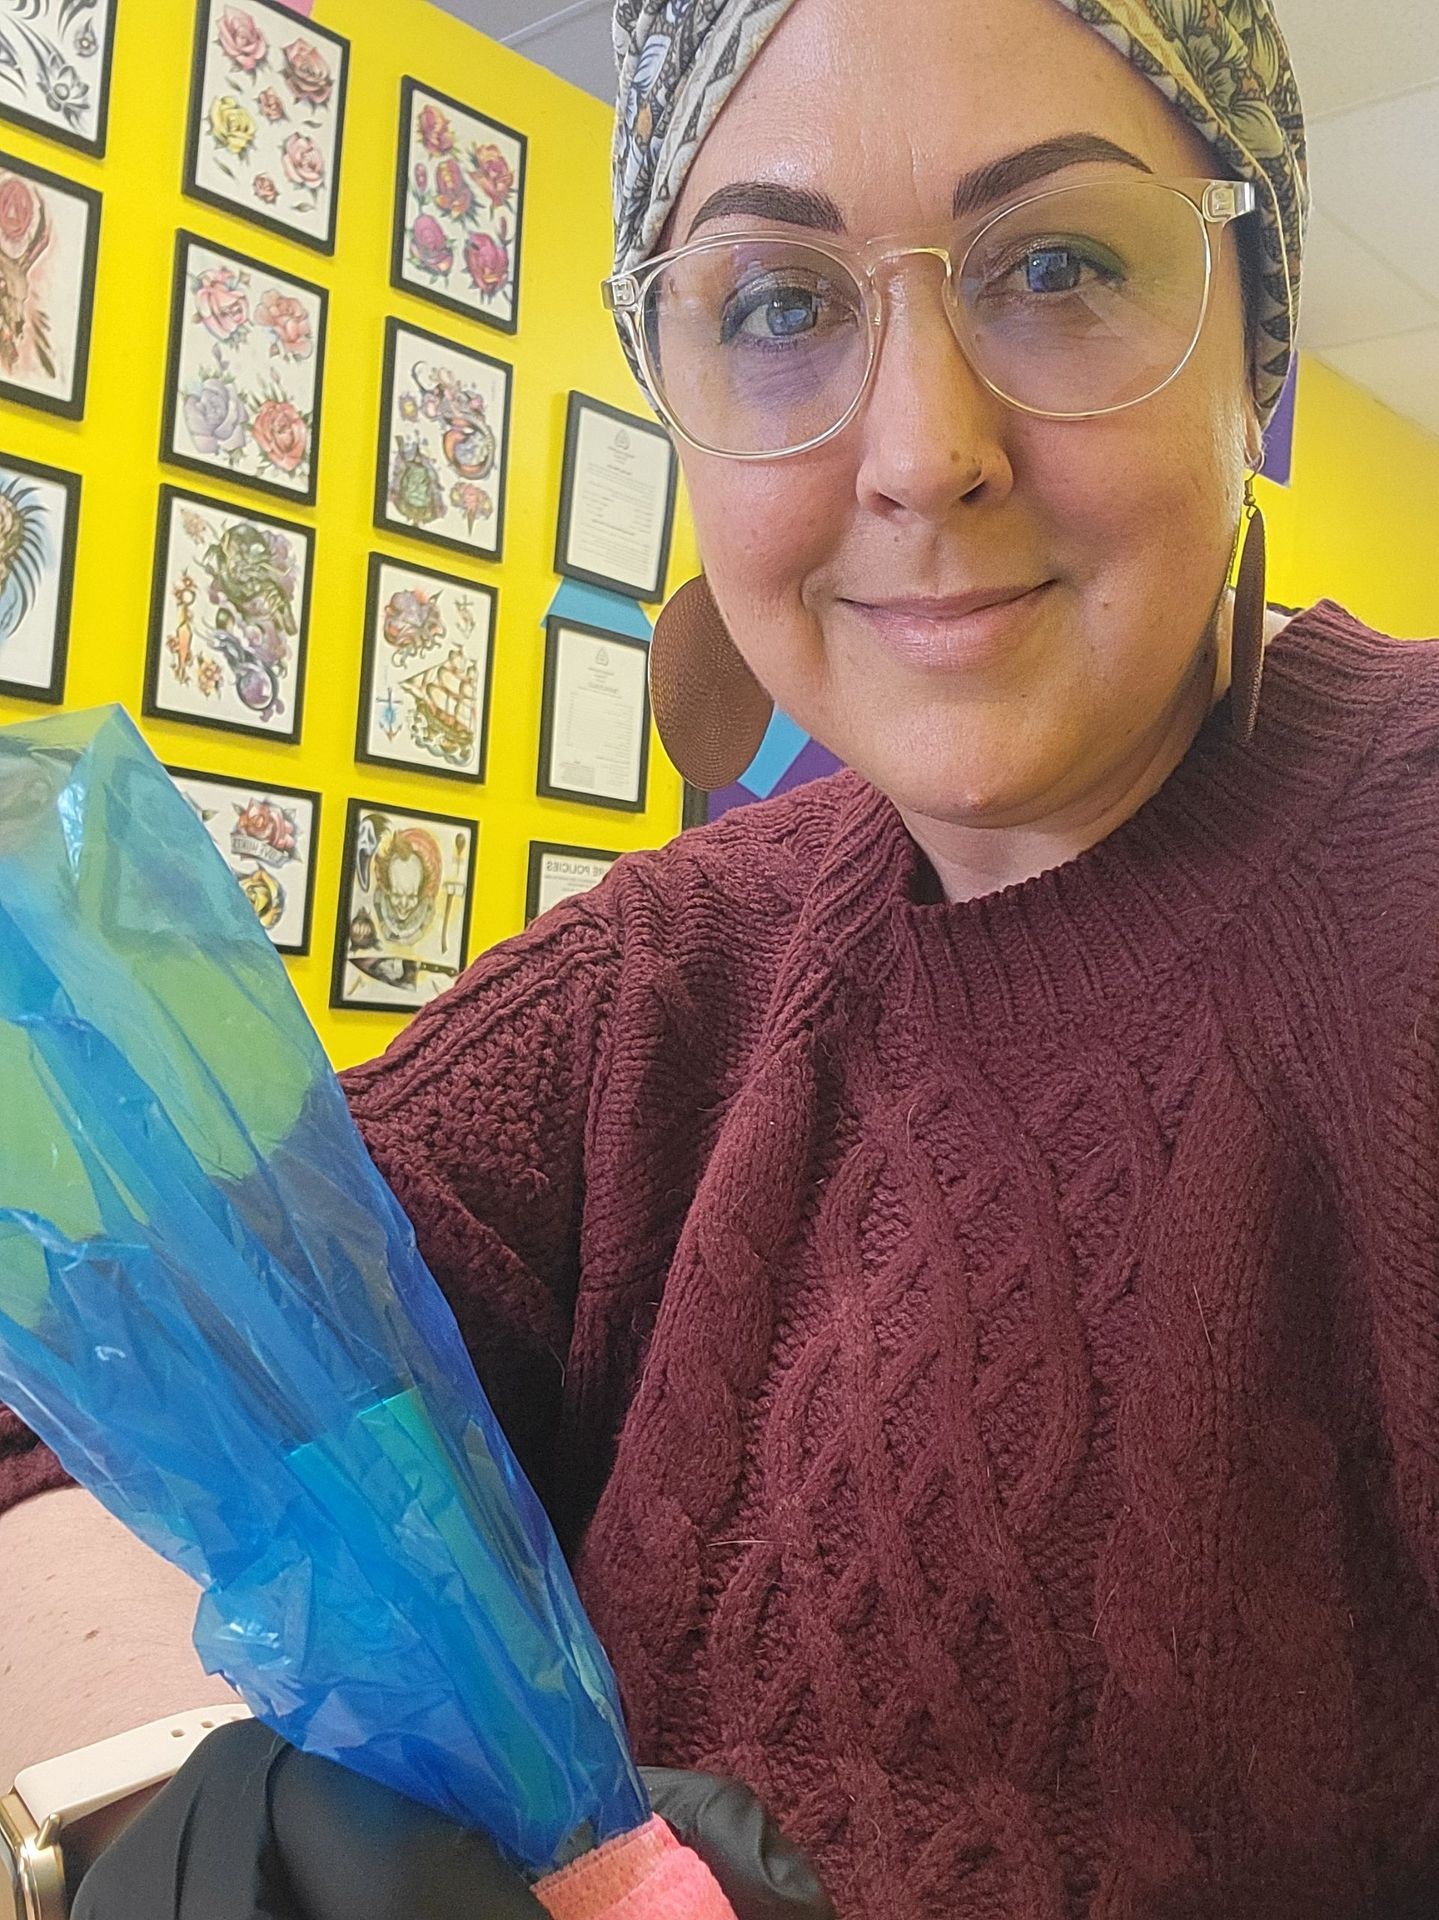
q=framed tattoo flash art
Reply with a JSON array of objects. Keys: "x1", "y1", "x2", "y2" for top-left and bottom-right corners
[
  {"x1": 357, "y1": 553, "x2": 496, "y2": 784},
  {"x1": 0, "y1": 449, "x2": 79, "y2": 703},
  {"x1": 0, "y1": 149, "x2": 100, "y2": 418},
  {"x1": 168, "y1": 765, "x2": 320, "y2": 955},
  {"x1": 183, "y1": 0, "x2": 349, "y2": 255},
  {"x1": 375, "y1": 316, "x2": 512, "y2": 562},
  {"x1": 537, "y1": 617, "x2": 650, "y2": 814},
  {"x1": 525, "y1": 841, "x2": 617, "y2": 926},
  {"x1": 555, "y1": 392, "x2": 678, "y2": 603},
  {"x1": 392, "y1": 77, "x2": 526, "y2": 335},
  {"x1": 0, "y1": 0, "x2": 119, "y2": 156},
  {"x1": 162, "y1": 231, "x2": 328, "y2": 506},
  {"x1": 144, "y1": 484, "x2": 314, "y2": 743},
  {"x1": 331, "y1": 797, "x2": 478, "y2": 1014}
]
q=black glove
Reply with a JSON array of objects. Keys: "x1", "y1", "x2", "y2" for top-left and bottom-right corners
[{"x1": 73, "y1": 1719, "x2": 834, "y2": 1920}]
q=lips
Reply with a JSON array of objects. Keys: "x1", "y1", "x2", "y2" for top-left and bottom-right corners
[
  {"x1": 839, "y1": 580, "x2": 1053, "y2": 671},
  {"x1": 846, "y1": 584, "x2": 1044, "y2": 620}
]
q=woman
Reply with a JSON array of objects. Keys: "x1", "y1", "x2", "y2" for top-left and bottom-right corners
[{"x1": 4, "y1": 0, "x2": 1439, "y2": 1915}]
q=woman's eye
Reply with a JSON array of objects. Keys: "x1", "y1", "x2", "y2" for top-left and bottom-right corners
[
  {"x1": 982, "y1": 240, "x2": 1124, "y2": 299},
  {"x1": 720, "y1": 280, "x2": 843, "y2": 345}
]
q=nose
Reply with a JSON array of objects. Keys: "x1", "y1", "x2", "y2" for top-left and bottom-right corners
[{"x1": 852, "y1": 258, "x2": 1013, "y2": 521}]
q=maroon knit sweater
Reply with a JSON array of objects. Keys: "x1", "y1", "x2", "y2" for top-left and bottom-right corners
[{"x1": 4, "y1": 602, "x2": 1439, "y2": 1919}]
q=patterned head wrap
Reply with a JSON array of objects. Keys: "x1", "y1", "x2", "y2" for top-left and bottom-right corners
[{"x1": 612, "y1": 0, "x2": 1308, "y2": 423}]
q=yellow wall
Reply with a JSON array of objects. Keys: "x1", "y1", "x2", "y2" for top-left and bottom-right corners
[
  {"x1": 1259, "y1": 354, "x2": 1439, "y2": 642},
  {"x1": 0, "y1": 0, "x2": 698, "y2": 1072}
]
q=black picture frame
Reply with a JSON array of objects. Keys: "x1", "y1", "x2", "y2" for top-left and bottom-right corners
[
  {"x1": 390, "y1": 75, "x2": 527, "y2": 337},
  {"x1": 0, "y1": 148, "x2": 101, "y2": 421},
  {"x1": 355, "y1": 552, "x2": 497, "y2": 784},
  {"x1": 0, "y1": 0, "x2": 120, "y2": 157},
  {"x1": 165, "y1": 763, "x2": 322, "y2": 956},
  {"x1": 330, "y1": 794, "x2": 480, "y2": 1014},
  {"x1": 0, "y1": 448, "x2": 80, "y2": 704},
  {"x1": 160, "y1": 229, "x2": 330, "y2": 509},
  {"x1": 536, "y1": 616, "x2": 651, "y2": 815},
  {"x1": 525, "y1": 840, "x2": 618, "y2": 926},
  {"x1": 374, "y1": 314, "x2": 513, "y2": 563},
  {"x1": 553, "y1": 391, "x2": 678, "y2": 604},
  {"x1": 143, "y1": 482, "x2": 315, "y2": 745},
  {"x1": 181, "y1": 0, "x2": 350, "y2": 257}
]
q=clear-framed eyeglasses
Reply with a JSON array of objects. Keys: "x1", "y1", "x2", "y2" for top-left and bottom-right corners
[{"x1": 603, "y1": 175, "x2": 1257, "y2": 460}]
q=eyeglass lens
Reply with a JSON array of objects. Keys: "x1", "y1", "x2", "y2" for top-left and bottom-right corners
[{"x1": 641, "y1": 179, "x2": 1213, "y2": 454}]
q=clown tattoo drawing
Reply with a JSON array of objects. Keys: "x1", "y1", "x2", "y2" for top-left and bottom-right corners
[
  {"x1": 144, "y1": 484, "x2": 314, "y2": 743},
  {"x1": 0, "y1": 149, "x2": 99, "y2": 418},
  {"x1": 163, "y1": 232, "x2": 328, "y2": 505},
  {"x1": 331, "y1": 797, "x2": 478, "y2": 1014},
  {"x1": 374, "y1": 316, "x2": 511, "y2": 562},
  {"x1": 0, "y1": 449, "x2": 78, "y2": 703},
  {"x1": 391, "y1": 76, "x2": 526, "y2": 334},
  {"x1": 0, "y1": 0, "x2": 118, "y2": 155},
  {"x1": 356, "y1": 554, "x2": 495, "y2": 784},
  {"x1": 183, "y1": 0, "x2": 349, "y2": 254},
  {"x1": 168, "y1": 767, "x2": 320, "y2": 954}
]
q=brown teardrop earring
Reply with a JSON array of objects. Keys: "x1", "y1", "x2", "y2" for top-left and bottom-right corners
[
  {"x1": 1228, "y1": 472, "x2": 1268, "y2": 745},
  {"x1": 648, "y1": 575, "x2": 775, "y2": 791}
]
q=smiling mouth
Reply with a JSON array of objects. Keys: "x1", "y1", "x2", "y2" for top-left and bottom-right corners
[{"x1": 838, "y1": 581, "x2": 1055, "y2": 669}]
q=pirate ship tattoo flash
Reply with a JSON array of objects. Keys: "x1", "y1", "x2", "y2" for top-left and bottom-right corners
[
  {"x1": 356, "y1": 554, "x2": 495, "y2": 783},
  {"x1": 331, "y1": 798, "x2": 477, "y2": 1014}
]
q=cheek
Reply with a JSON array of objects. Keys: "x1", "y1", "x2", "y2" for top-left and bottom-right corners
[{"x1": 681, "y1": 453, "x2": 849, "y2": 631}]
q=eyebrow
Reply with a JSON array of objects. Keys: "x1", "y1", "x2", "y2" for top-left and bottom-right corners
[{"x1": 685, "y1": 134, "x2": 1154, "y2": 239}]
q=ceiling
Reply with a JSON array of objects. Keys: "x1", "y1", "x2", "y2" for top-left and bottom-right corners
[{"x1": 431, "y1": 0, "x2": 1439, "y2": 440}]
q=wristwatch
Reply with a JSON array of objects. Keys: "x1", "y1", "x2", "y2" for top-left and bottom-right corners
[{"x1": 0, "y1": 1705, "x2": 250, "y2": 1919}]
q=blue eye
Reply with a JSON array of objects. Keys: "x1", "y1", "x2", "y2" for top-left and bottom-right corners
[
  {"x1": 987, "y1": 237, "x2": 1126, "y2": 299},
  {"x1": 719, "y1": 273, "x2": 859, "y2": 348}
]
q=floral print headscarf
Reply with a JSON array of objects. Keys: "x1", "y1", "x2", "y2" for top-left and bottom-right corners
[{"x1": 611, "y1": 0, "x2": 1308, "y2": 423}]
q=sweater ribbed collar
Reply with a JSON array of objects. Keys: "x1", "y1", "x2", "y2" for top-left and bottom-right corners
[{"x1": 805, "y1": 602, "x2": 1405, "y2": 1033}]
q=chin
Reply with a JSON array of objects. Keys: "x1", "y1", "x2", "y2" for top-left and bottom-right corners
[{"x1": 835, "y1": 713, "x2": 1064, "y2": 827}]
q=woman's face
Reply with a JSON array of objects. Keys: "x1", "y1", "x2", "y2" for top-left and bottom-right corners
[{"x1": 663, "y1": 0, "x2": 1259, "y2": 830}]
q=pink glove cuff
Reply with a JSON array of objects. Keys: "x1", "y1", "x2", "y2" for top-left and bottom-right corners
[{"x1": 533, "y1": 1813, "x2": 739, "y2": 1920}]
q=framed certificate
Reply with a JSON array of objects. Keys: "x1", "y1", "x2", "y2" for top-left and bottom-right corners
[
  {"x1": 525, "y1": 841, "x2": 617, "y2": 925},
  {"x1": 537, "y1": 617, "x2": 650, "y2": 814},
  {"x1": 554, "y1": 392, "x2": 677, "y2": 604}
]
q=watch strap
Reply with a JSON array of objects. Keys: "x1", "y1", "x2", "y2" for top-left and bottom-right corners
[{"x1": 13, "y1": 1705, "x2": 251, "y2": 1834}]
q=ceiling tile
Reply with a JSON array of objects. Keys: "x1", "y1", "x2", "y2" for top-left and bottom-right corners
[
  {"x1": 516, "y1": 7, "x2": 616, "y2": 99},
  {"x1": 426, "y1": 0, "x2": 600, "y2": 54},
  {"x1": 1305, "y1": 87, "x2": 1439, "y2": 303},
  {"x1": 1281, "y1": 0, "x2": 1439, "y2": 120},
  {"x1": 1297, "y1": 206, "x2": 1439, "y2": 350},
  {"x1": 1317, "y1": 327, "x2": 1439, "y2": 440}
]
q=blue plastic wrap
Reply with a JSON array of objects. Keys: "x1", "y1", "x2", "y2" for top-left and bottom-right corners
[{"x1": 0, "y1": 705, "x2": 648, "y2": 1875}]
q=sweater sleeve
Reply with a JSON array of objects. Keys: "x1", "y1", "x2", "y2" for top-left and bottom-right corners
[{"x1": 0, "y1": 893, "x2": 624, "y2": 1525}]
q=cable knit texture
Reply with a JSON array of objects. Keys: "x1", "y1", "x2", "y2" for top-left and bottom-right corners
[{"x1": 5, "y1": 603, "x2": 1439, "y2": 1918}]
